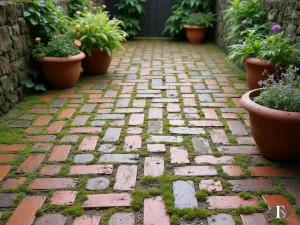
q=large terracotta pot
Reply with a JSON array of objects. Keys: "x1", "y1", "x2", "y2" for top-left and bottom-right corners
[
  {"x1": 37, "y1": 52, "x2": 85, "y2": 88},
  {"x1": 245, "y1": 58, "x2": 276, "y2": 90},
  {"x1": 240, "y1": 89, "x2": 300, "y2": 161},
  {"x1": 82, "y1": 48, "x2": 111, "y2": 75},
  {"x1": 184, "y1": 25, "x2": 207, "y2": 44}
]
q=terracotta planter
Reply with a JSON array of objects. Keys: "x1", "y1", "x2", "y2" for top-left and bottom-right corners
[
  {"x1": 82, "y1": 48, "x2": 111, "y2": 75},
  {"x1": 245, "y1": 58, "x2": 277, "y2": 90},
  {"x1": 37, "y1": 52, "x2": 85, "y2": 89},
  {"x1": 184, "y1": 25, "x2": 207, "y2": 44},
  {"x1": 240, "y1": 89, "x2": 300, "y2": 161}
]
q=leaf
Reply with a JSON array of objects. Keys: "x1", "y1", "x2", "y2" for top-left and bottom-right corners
[
  {"x1": 35, "y1": 84, "x2": 46, "y2": 92},
  {"x1": 23, "y1": 11, "x2": 31, "y2": 17},
  {"x1": 29, "y1": 17, "x2": 39, "y2": 26},
  {"x1": 25, "y1": 80, "x2": 35, "y2": 88}
]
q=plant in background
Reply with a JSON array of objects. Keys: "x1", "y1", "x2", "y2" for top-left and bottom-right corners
[
  {"x1": 225, "y1": 0, "x2": 267, "y2": 43},
  {"x1": 23, "y1": 0, "x2": 69, "y2": 40},
  {"x1": 254, "y1": 66, "x2": 300, "y2": 112},
  {"x1": 115, "y1": 0, "x2": 145, "y2": 38},
  {"x1": 70, "y1": 8, "x2": 127, "y2": 56},
  {"x1": 69, "y1": 0, "x2": 88, "y2": 18},
  {"x1": 163, "y1": 0, "x2": 210, "y2": 38},
  {"x1": 185, "y1": 12, "x2": 215, "y2": 27},
  {"x1": 33, "y1": 34, "x2": 81, "y2": 57},
  {"x1": 25, "y1": 70, "x2": 46, "y2": 92},
  {"x1": 227, "y1": 26, "x2": 300, "y2": 65}
]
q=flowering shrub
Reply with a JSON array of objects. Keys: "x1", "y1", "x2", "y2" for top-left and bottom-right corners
[
  {"x1": 33, "y1": 34, "x2": 81, "y2": 57},
  {"x1": 70, "y1": 7, "x2": 127, "y2": 57},
  {"x1": 254, "y1": 66, "x2": 300, "y2": 112},
  {"x1": 185, "y1": 12, "x2": 215, "y2": 27},
  {"x1": 227, "y1": 25, "x2": 300, "y2": 65}
]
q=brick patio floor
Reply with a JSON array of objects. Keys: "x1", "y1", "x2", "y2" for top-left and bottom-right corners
[{"x1": 0, "y1": 40, "x2": 300, "y2": 225}]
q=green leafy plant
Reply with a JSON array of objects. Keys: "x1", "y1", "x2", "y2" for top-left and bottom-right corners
[
  {"x1": 23, "y1": 0, "x2": 69, "y2": 40},
  {"x1": 225, "y1": 0, "x2": 267, "y2": 43},
  {"x1": 163, "y1": 0, "x2": 210, "y2": 38},
  {"x1": 69, "y1": 0, "x2": 88, "y2": 18},
  {"x1": 227, "y1": 26, "x2": 300, "y2": 65},
  {"x1": 185, "y1": 12, "x2": 215, "y2": 27},
  {"x1": 25, "y1": 70, "x2": 46, "y2": 92},
  {"x1": 254, "y1": 66, "x2": 300, "y2": 112},
  {"x1": 32, "y1": 34, "x2": 81, "y2": 57},
  {"x1": 115, "y1": 0, "x2": 145, "y2": 38},
  {"x1": 70, "y1": 8, "x2": 127, "y2": 56}
]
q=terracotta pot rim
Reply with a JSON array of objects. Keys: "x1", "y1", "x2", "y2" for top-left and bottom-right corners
[
  {"x1": 184, "y1": 25, "x2": 207, "y2": 29},
  {"x1": 37, "y1": 51, "x2": 85, "y2": 63},
  {"x1": 241, "y1": 88, "x2": 300, "y2": 121},
  {"x1": 244, "y1": 57, "x2": 276, "y2": 66}
]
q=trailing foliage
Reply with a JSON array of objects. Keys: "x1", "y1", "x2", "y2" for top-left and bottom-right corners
[
  {"x1": 185, "y1": 12, "x2": 215, "y2": 27},
  {"x1": 225, "y1": 0, "x2": 267, "y2": 43},
  {"x1": 70, "y1": 8, "x2": 127, "y2": 57},
  {"x1": 32, "y1": 34, "x2": 81, "y2": 57},
  {"x1": 115, "y1": 0, "x2": 145, "y2": 38},
  {"x1": 23, "y1": 0, "x2": 68, "y2": 40},
  {"x1": 25, "y1": 70, "x2": 46, "y2": 92},
  {"x1": 163, "y1": 0, "x2": 211, "y2": 38},
  {"x1": 227, "y1": 27, "x2": 300, "y2": 65},
  {"x1": 69, "y1": 0, "x2": 88, "y2": 18},
  {"x1": 254, "y1": 66, "x2": 300, "y2": 113}
]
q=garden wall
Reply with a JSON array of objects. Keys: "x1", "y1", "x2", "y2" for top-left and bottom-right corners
[
  {"x1": 214, "y1": 0, "x2": 300, "y2": 53},
  {"x1": 0, "y1": 0, "x2": 68, "y2": 115}
]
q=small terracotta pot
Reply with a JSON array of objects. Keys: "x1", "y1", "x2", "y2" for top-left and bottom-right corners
[
  {"x1": 82, "y1": 48, "x2": 111, "y2": 75},
  {"x1": 240, "y1": 89, "x2": 300, "y2": 161},
  {"x1": 37, "y1": 52, "x2": 85, "y2": 89},
  {"x1": 245, "y1": 58, "x2": 277, "y2": 90},
  {"x1": 184, "y1": 25, "x2": 207, "y2": 44}
]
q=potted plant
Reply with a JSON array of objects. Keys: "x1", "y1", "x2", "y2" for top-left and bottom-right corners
[
  {"x1": 240, "y1": 66, "x2": 300, "y2": 161},
  {"x1": 33, "y1": 34, "x2": 85, "y2": 88},
  {"x1": 184, "y1": 12, "x2": 215, "y2": 44},
  {"x1": 71, "y1": 6, "x2": 126, "y2": 75},
  {"x1": 227, "y1": 25, "x2": 300, "y2": 90}
]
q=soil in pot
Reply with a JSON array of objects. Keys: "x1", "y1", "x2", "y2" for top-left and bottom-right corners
[
  {"x1": 82, "y1": 48, "x2": 111, "y2": 75},
  {"x1": 245, "y1": 58, "x2": 278, "y2": 90},
  {"x1": 240, "y1": 89, "x2": 300, "y2": 161},
  {"x1": 184, "y1": 25, "x2": 207, "y2": 44},
  {"x1": 38, "y1": 52, "x2": 85, "y2": 89}
]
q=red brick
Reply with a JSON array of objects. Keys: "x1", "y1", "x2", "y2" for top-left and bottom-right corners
[
  {"x1": 16, "y1": 154, "x2": 45, "y2": 174},
  {"x1": 129, "y1": 114, "x2": 144, "y2": 125},
  {"x1": 144, "y1": 196, "x2": 170, "y2": 225},
  {"x1": 1, "y1": 177, "x2": 27, "y2": 189},
  {"x1": 207, "y1": 196, "x2": 258, "y2": 209},
  {"x1": 0, "y1": 144, "x2": 25, "y2": 152},
  {"x1": 195, "y1": 155, "x2": 234, "y2": 164},
  {"x1": 203, "y1": 108, "x2": 218, "y2": 119},
  {"x1": 227, "y1": 121, "x2": 248, "y2": 135},
  {"x1": 69, "y1": 165, "x2": 113, "y2": 175},
  {"x1": 228, "y1": 179, "x2": 273, "y2": 192},
  {"x1": 124, "y1": 135, "x2": 142, "y2": 151},
  {"x1": 263, "y1": 195, "x2": 300, "y2": 225},
  {"x1": 236, "y1": 137, "x2": 255, "y2": 145},
  {"x1": 59, "y1": 94, "x2": 83, "y2": 98},
  {"x1": 33, "y1": 115, "x2": 53, "y2": 126},
  {"x1": 72, "y1": 115, "x2": 89, "y2": 126},
  {"x1": 25, "y1": 127, "x2": 42, "y2": 134},
  {"x1": 183, "y1": 98, "x2": 196, "y2": 106},
  {"x1": 83, "y1": 193, "x2": 131, "y2": 208},
  {"x1": 240, "y1": 213, "x2": 268, "y2": 225},
  {"x1": 188, "y1": 120, "x2": 224, "y2": 127},
  {"x1": 32, "y1": 143, "x2": 53, "y2": 151},
  {"x1": 222, "y1": 113, "x2": 237, "y2": 119},
  {"x1": 72, "y1": 215, "x2": 101, "y2": 225},
  {"x1": 29, "y1": 178, "x2": 77, "y2": 189},
  {"x1": 40, "y1": 165, "x2": 61, "y2": 176},
  {"x1": 248, "y1": 166, "x2": 297, "y2": 176},
  {"x1": 114, "y1": 165, "x2": 137, "y2": 191},
  {"x1": 0, "y1": 165, "x2": 11, "y2": 181},
  {"x1": 40, "y1": 93, "x2": 55, "y2": 102},
  {"x1": 199, "y1": 180, "x2": 223, "y2": 192},
  {"x1": 6, "y1": 196, "x2": 46, "y2": 225},
  {"x1": 282, "y1": 179, "x2": 300, "y2": 203},
  {"x1": 147, "y1": 144, "x2": 166, "y2": 152},
  {"x1": 88, "y1": 98, "x2": 114, "y2": 103},
  {"x1": 170, "y1": 147, "x2": 189, "y2": 164},
  {"x1": 51, "y1": 191, "x2": 77, "y2": 205},
  {"x1": 144, "y1": 157, "x2": 164, "y2": 177},
  {"x1": 24, "y1": 135, "x2": 56, "y2": 142},
  {"x1": 46, "y1": 121, "x2": 66, "y2": 134},
  {"x1": 210, "y1": 129, "x2": 229, "y2": 145},
  {"x1": 97, "y1": 108, "x2": 112, "y2": 113},
  {"x1": 69, "y1": 127, "x2": 102, "y2": 134},
  {"x1": 222, "y1": 165, "x2": 243, "y2": 176},
  {"x1": 35, "y1": 214, "x2": 66, "y2": 225},
  {"x1": 0, "y1": 154, "x2": 16, "y2": 163},
  {"x1": 49, "y1": 145, "x2": 71, "y2": 162},
  {"x1": 133, "y1": 99, "x2": 146, "y2": 107},
  {"x1": 79, "y1": 136, "x2": 98, "y2": 151},
  {"x1": 28, "y1": 108, "x2": 58, "y2": 114},
  {"x1": 58, "y1": 108, "x2": 76, "y2": 119},
  {"x1": 218, "y1": 146, "x2": 259, "y2": 154}
]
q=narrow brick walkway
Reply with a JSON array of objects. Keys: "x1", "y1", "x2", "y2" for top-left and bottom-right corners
[{"x1": 0, "y1": 40, "x2": 300, "y2": 225}]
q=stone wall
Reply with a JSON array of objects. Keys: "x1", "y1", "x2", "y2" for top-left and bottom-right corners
[
  {"x1": 214, "y1": 0, "x2": 300, "y2": 53},
  {"x1": 0, "y1": 1, "x2": 33, "y2": 115},
  {"x1": 0, "y1": 0, "x2": 69, "y2": 115}
]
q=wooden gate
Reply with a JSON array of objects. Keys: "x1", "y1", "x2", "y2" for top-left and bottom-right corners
[{"x1": 105, "y1": 0, "x2": 176, "y2": 37}]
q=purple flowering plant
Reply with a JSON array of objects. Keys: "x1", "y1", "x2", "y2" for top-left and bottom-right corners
[{"x1": 254, "y1": 66, "x2": 300, "y2": 112}]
